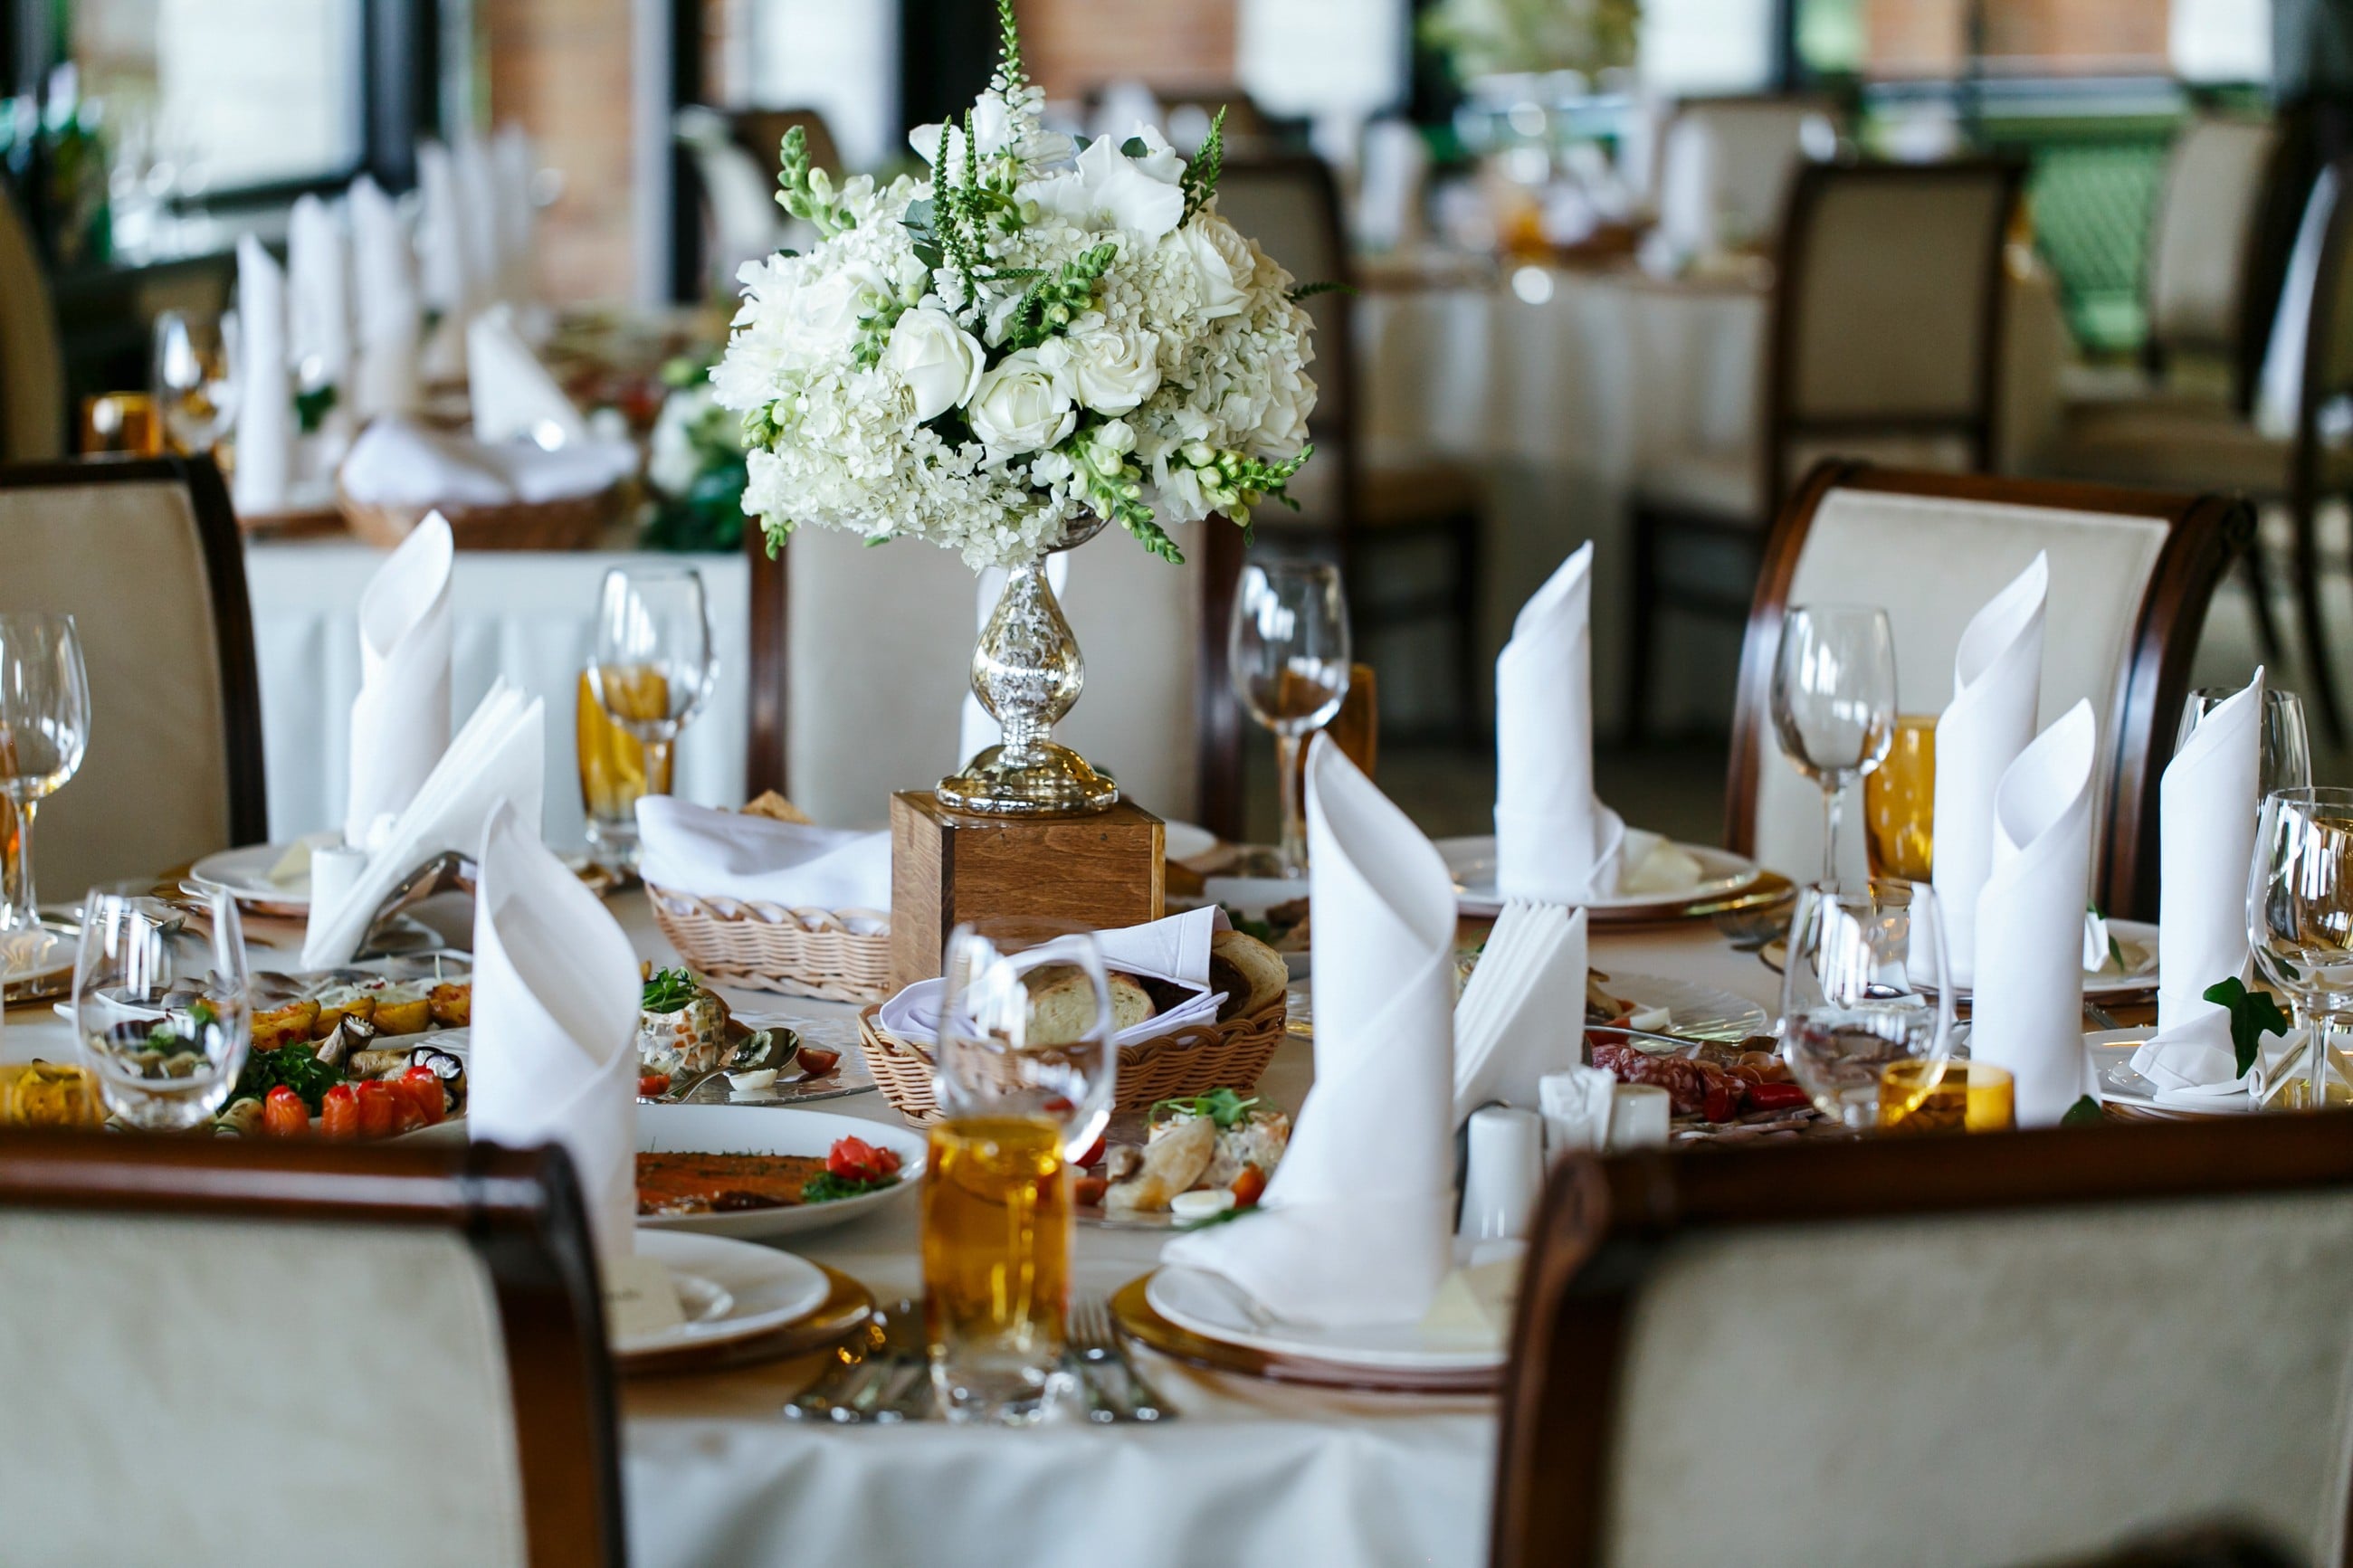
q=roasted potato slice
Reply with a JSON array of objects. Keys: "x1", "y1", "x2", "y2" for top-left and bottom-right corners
[
  {"x1": 252, "y1": 999, "x2": 321, "y2": 1051},
  {"x1": 428, "y1": 982, "x2": 472, "y2": 1028}
]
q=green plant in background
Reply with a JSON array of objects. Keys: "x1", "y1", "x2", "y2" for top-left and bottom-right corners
[
  {"x1": 641, "y1": 353, "x2": 750, "y2": 553},
  {"x1": 1420, "y1": 0, "x2": 1641, "y2": 80}
]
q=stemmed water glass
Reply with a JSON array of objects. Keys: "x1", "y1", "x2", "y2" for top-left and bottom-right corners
[
  {"x1": 0, "y1": 613, "x2": 91, "y2": 945},
  {"x1": 2178, "y1": 686, "x2": 2313, "y2": 799},
  {"x1": 1778, "y1": 878, "x2": 1954, "y2": 1130},
  {"x1": 588, "y1": 566, "x2": 714, "y2": 818},
  {"x1": 152, "y1": 309, "x2": 238, "y2": 457},
  {"x1": 73, "y1": 883, "x2": 253, "y2": 1130},
  {"x1": 1228, "y1": 561, "x2": 1350, "y2": 878},
  {"x1": 2248, "y1": 787, "x2": 2353, "y2": 1108},
  {"x1": 1771, "y1": 605, "x2": 1897, "y2": 889}
]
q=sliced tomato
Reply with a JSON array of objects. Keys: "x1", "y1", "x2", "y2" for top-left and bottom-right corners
[
  {"x1": 262, "y1": 1085, "x2": 310, "y2": 1138},
  {"x1": 827, "y1": 1135, "x2": 898, "y2": 1183},
  {"x1": 319, "y1": 1083, "x2": 359, "y2": 1139},
  {"x1": 1230, "y1": 1164, "x2": 1269, "y2": 1208},
  {"x1": 1076, "y1": 1133, "x2": 1107, "y2": 1170}
]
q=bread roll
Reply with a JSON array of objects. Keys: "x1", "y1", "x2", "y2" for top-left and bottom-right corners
[
  {"x1": 1207, "y1": 930, "x2": 1289, "y2": 1021},
  {"x1": 1022, "y1": 965, "x2": 1154, "y2": 1043}
]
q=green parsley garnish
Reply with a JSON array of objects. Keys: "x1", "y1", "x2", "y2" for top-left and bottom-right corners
[
  {"x1": 231, "y1": 1041, "x2": 345, "y2": 1114},
  {"x1": 801, "y1": 1171, "x2": 900, "y2": 1204},
  {"x1": 1150, "y1": 1087, "x2": 1261, "y2": 1129},
  {"x1": 641, "y1": 967, "x2": 701, "y2": 1014},
  {"x1": 2060, "y1": 1095, "x2": 2106, "y2": 1127}
]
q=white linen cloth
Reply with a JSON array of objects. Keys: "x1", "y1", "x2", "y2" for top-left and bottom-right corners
[
  {"x1": 302, "y1": 679, "x2": 545, "y2": 968},
  {"x1": 343, "y1": 512, "x2": 455, "y2": 849},
  {"x1": 1453, "y1": 900, "x2": 1589, "y2": 1125},
  {"x1": 878, "y1": 906, "x2": 1226, "y2": 1048},
  {"x1": 349, "y1": 175, "x2": 420, "y2": 421},
  {"x1": 286, "y1": 193, "x2": 352, "y2": 395},
  {"x1": 2129, "y1": 670, "x2": 2266, "y2": 1098},
  {"x1": 468, "y1": 800, "x2": 641, "y2": 1270},
  {"x1": 338, "y1": 416, "x2": 635, "y2": 507},
  {"x1": 1969, "y1": 699, "x2": 2097, "y2": 1126},
  {"x1": 1494, "y1": 543, "x2": 1625, "y2": 902},
  {"x1": 957, "y1": 556, "x2": 1070, "y2": 761},
  {"x1": 634, "y1": 796, "x2": 889, "y2": 910},
  {"x1": 1932, "y1": 553, "x2": 2048, "y2": 987},
  {"x1": 470, "y1": 306, "x2": 590, "y2": 449},
  {"x1": 1163, "y1": 738, "x2": 1454, "y2": 1327},
  {"x1": 232, "y1": 235, "x2": 293, "y2": 515}
]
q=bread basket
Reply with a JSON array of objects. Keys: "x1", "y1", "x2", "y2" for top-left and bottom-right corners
[
  {"x1": 339, "y1": 484, "x2": 622, "y2": 551},
  {"x1": 857, "y1": 995, "x2": 1289, "y2": 1123},
  {"x1": 647, "y1": 885, "x2": 893, "y2": 1004}
]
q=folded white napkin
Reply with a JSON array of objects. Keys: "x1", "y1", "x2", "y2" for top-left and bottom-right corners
[
  {"x1": 634, "y1": 796, "x2": 890, "y2": 910},
  {"x1": 303, "y1": 680, "x2": 546, "y2": 968},
  {"x1": 286, "y1": 194, "x2": 352, "y2": 395},
  {"x1": 491, "y1": 125, "x2": 543, "y2": 317},
  {"x1": 879, "y1": 905, "x2": 1226, "y2": 1048},
  {"x1": 1163, "y1": 736, "x2": 1455, "y2": 1327},
  {"x1": 1933, "y1": 553, "x2": 2047, "y2": 987},
  {"x1": 470, "y1": 306, "x2": 589, "y2": 449},
  {"x1": 233, "y1": 235, "x2": 293, "y2": 515},
  {"x1": 1496, "y1": 544, "x2": 1627, "y2": 903},
  {"x1": 416, "y1": 139, "x2": 472, "y2": 318},
  {"x1": 958, "y1": 556, "x2": 1071, "y2": 762},
  {"x1": 2129, "y1": 670, "x2": 2265, "y2": 1098},
  {"x1": 1653, "y1": 112, "x2": 1719, "y2": 261},
  {"x1": 348, "y1": 175, "x2": 420, "y2": 421},
  {"x1": 453, "y1": 133, "x2": 501, "y2": 311},
  {"x1": 1970, "y1": 698, "x2": 2095, "y2": 1126},
  {"x1": 343, "y1": 513, "x2": 454, "y2": 849},
  {"x1": 339, "y1": 417, "x2": 635, "y2": 508},
  {"x1": 1538, "y1": 1066, "x2": 1616, "y2": 1156},
  {"x1": 1453, "y1": 901, "x2": 1589, "y2": 1125},
  {"x1": 468, "y1": 800, "x2": 641, "y2": 1272}
]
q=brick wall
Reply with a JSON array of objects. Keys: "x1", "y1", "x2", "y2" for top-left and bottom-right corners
[
  {"x1": 481, "y1": 0, "x2": 637, "y2": 303},
  {"x1": 1015, "y1": 0, "x2": 1238, "y2": 98}
]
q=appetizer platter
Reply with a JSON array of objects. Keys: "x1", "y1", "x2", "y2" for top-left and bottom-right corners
[
  {"x1": 632, "y1": 966, "x2": 866, "y2": 1106},
  {"x1": 635, "y1": 1102, "x2": 927, "y2": 1238},
  {"x1": 1074, "y1": 1087, "x2": 1289, "y2": 1230}
]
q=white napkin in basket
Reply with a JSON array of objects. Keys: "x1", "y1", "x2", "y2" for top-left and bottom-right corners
[{"x1": 634, "y1": 796, "x2": 889, "y2": 912}]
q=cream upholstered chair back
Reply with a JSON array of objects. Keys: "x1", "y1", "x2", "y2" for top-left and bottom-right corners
[
  {"x1": 0, "y1": 183, "x2": 66, "y2": 461},
  {"x1": 0, "y1": 1135, "x2": 623, "y2": 1567},
  {"x1": 1657, "y1": 95, "x2": 1834, "y2": 251},
  {"x1": 2148, "y1": 116, "x2": 2282, "y2": 357},
  {"x1": 1493, "y1": 1117, "x2": 2353, "y2": 1568},
  {"x1": 0, "y1": 458, "x2": 266, "y2": 893},
  {"x1": 1729, "y1": 465, "x2": 2248, "y2": 918}
]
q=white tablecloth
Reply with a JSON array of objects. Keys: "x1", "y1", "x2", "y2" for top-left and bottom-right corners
[{"x1": 243, "y1": 542, "x2": 751, "y2": 852}]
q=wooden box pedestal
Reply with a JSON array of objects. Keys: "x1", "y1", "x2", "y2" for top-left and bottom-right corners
[{"x1": 888, "y1": 792, "x2": 1166, "y2": 990}]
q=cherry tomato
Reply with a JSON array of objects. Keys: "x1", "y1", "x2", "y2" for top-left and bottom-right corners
[
  {"x1": 398, "y1": 1065, "x2": 447, "y2": 1125},
  {"x1": 638, "y1": 1073, "x2": 672, "y2": 1099},
  {"x1": 1230, "y1": 1164, "x2": 1269, "y2": 1208},
  {"x1": 1073, "y1": 1174, "x2": 1109, "y2": 1207},
  {"x1": 356, "y1": 1079, "x2": 400, "y2": 1139},
  {"x1": 319, "y1": 1083, "x2": 359, "y2": 1139},
  {"x1": 794, "y1": 1047, "x2": 841, "y2": 1078},
  {"x1": 262, "y1": 1086, "x2": 310, "y2": 1138}
]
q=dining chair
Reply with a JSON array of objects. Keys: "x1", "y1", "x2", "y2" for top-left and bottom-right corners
[
  {"x1": 1626, "y1": 158, "x2": 2028, "y2": 734},
  {"x1": 1213, "y1": 152, "x2": 1487, "y2": 740},
  {"x1": 1727, "y1": 461, "x2": 2249, "y2": 920},
  {"x1": 0, "y1": 1132, "x2": 623, "y2": 1567},
  {"x1": 1492, "y1": 1114, "x2": 2353, "y2": 1568},
  {"x1": 0, "y1": 178, "x2": 66, "y2": 462},
  {"x1": 2135, "y1": 115, "x2": 2294, "y2": 412},
  {"x1": 1650, "y1": 93, "x2": 1840, "y2": 256},
  {"x1": 0, "y1": 456, "x2": 267, "y2": 894}
]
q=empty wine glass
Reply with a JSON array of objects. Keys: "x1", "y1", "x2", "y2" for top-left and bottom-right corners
[
  {"x1": 73, "y1": 883, "x2": 252, "y2": 1130},
  {"x1": 0, "y1": 613, "x2": 91, "y2": 941},
  {"x1": 588, "y1": 566, "x2": 714, "y2": 805},
  {"x1": 1772, "y1": 605, "x2": 1897, "y2": 889},
  {"x1": 1779, "y1": 878, "x2": 1953, "y2": 1130},
  {"x1": 2249, "y1": 787, "x2": 2353, "y2": 1108},
  {"x1": 152, "y1": 309, "x2": 237, "y2": 456},
  {"x1": 2178, "y1": 686, "x2": 2312, "y2": 799},
  {"x1": 1228, "y1": 561, "x2": 1350, "y2": 878}
]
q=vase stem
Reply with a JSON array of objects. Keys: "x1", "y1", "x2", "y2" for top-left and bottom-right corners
[{"x1": 936, "y1": 546, "x2": 1120, "y2": 816}]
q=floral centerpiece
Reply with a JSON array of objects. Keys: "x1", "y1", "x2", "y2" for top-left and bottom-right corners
[
  {"x1": 711, "y1": 0, "x2": 1318, "y2": 814},
  {"x1": 643, "y1": 353, "x2": 750, "y2": 552}
]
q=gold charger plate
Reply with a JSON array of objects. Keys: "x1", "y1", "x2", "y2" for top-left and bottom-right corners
[
  {"x1": 1110, "y1": 1273, "x2": 1501, "y2": 1395},
  {"x1": 620, "y1": 1262, "x2": 873, "y2": 1377}
]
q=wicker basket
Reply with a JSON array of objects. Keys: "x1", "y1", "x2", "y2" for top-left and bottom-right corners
[
  {"x1": 339, "y1": 484, "x2": 621, "y2": 551},
  {"x1": 646, "y1": 885, "x2": 893, "y2": 1003},
  {"x1": 857, "y1": 995, "x2": 1288, "y2": 1124}
]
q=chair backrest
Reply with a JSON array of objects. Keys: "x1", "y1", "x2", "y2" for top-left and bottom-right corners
[
  {"x1": 1656, "y1": 94, "x2": 1838, "y2": 253},
  {"x1": 2145, "y1": 116, "x2": 2283, "y2": 368},
  {"x1": 1765, "y1": 158, "x2": 2024, "y2": 508},
  {"x1": 0, "y1": 180, "x2": 66, "y2": 462},
  {"x1": 745, "y1": 520, "x2": 1233, "y2": 833},
  {"x1": 726, "y1": 107, "x2": 841, "y2": 176},
  {"x1": 1728, "y1": 462, "x2": 2250, "y2": 919},
  {"x1": 0, "y1": 458, "x2": 266, "y2": 893},
  {"x1": 2297, "y1": 157, "x2": 2353, "y2": 470},
  {"x1": 0, "y1": 1133, "x2": 623, "y2": 1568},
  {"x1": 1493, "y1": 1116, "x2": 2353, "y2": 1568}
]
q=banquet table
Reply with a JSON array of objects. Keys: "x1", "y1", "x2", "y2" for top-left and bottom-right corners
[{"x1": 0, "y1": 889, "x2": 1779, "y2": 1568}]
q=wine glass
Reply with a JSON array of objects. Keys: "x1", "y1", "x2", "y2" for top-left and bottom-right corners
[
  {"x1": 1772, "y1": 605, "x2": 1897, "y2": 889},
  {"x1": 72, "y1": 883, "x2": 252, "y2": 1130},
  {"x1": 1778, "y1": 878, "x2": 1953, "y2": 1130},
  {"x1": 588, "y1": 566, "x2": 714, "y2": 808},
  {"x1": 152, "y1": 309, "x2": 237, "y2": 456},
  {"x1": 1228, "y1": 561, "x2": 1350, "y2": 878},
  {"x1": 2178, "y1": 686, "x2": 2312, "y2": 799},
  {"x1": 0, "y1": 613, "x2": 91, "y2": 941},
  {"x1": 924, "y1": 917, "x2": 1117, "y2": 1425},
  {"x1": 2249, "y1": 787, "x2": 2353, "y2": 1108}
]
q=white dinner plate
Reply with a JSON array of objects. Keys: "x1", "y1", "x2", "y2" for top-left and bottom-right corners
[
  {"x1": 2087, "y1": 1030, "x2": 2257, "y2": 1117},
  {"x1": 614, "y1": 1230, "x2": 832, "y2": 1359},
  {"x1": 1608, "y1": 973, "x2": 1772, "y2": 1042},
  {"x1": 1148, "y1": 1263, "x2": 1506, "y2": 1374},
  {"x1": 1437, "y1": 835, "x2": 1762, "y2": 918},
  {"x1": 1759, "y1": 917, "x2": 2161, "y2": 1003},
  {"x1": 635, "y1": 1102, "x2": 926, "y2": 1239},
  {"x1": 188, "y1": 841, "x2": 311, "y2": 915},
  {"x1": 1163, "y1": 821, "x2": 1220, "y2": 864}
]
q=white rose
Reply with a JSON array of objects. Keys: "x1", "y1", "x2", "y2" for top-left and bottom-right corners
[
  {"x1": 1173, "y1": 217, "x2": 1253, "y2": 321},
  {"x1": 885, "y1": 308, "x2": 986, "y2": 422},
  {"x1": 1254, "y1": 372, "x2": 1315, "y2": 451},
  {"x1": 1068, "y1": 327, "x2": 1162, "y2": 415},
  {"x1": 967, "y1": 348, "x2": 1078, "y2": 455},
  {"x1": 783, "y1": 262, "x2": 889, "y2": 357},
  {"x1": 1019, "y1": 132, "x2": 1186, "y2": 241}
]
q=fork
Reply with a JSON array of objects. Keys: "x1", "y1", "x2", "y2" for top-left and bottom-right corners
[{"x1": 1068, "y1": 1294, "x2": 1168, "y2": 1422}]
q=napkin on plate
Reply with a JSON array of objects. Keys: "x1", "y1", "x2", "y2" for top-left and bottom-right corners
[
  {"x1": 1163, "y1": 736, "x2": 1454, "y2": 1328},
  {"x1": 877, "y1": 905, "x2": 1227, "y2": 1047},
  {"x1": 1933, "y1": 553, "x2": 2047, "y2": 987},
  {"x1": 303, "y1": 680, "x2": 546, "y2": 968},
  {"x1": 286, "y1": 194, "x2": 352, "y2": 400},
  {"x1": 2129, "y1": 670, "x2": 2265, "y2": 1098},
  {"x1": 1495, "y1": 543, "x2": 1627, "y2": 903},
  {"x1": 468, "y1": 800, "x2": 641, "y2": 1272},
  {"x1": 349, "y1": 175, "x2": 420, "y2": 421},
  {"x1": 233, "y1": 235, "x2": 293, "y2": 515},
  {"x1": 1970, "y1": 698, "x2": 2095, "y2": 1126},
  {"x1": 343, "y1": 513, "x2": 454, "y2": 850},
  {"x1": 634, "y1": 796, "x2": 890, "y2": 911},
  {"x1": 1453, "y1": 900, "x2": 1589, "y2": 1126},
  {"x1": 470, "y1": 306, "x2": 589, "y2": 449}
]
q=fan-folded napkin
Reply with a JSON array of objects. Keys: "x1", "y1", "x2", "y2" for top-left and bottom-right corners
[
  {"x1": 468, "y1": 801, "x2": 640, "y2": 1270},
  {"x1": 878, "y1": 905, "x2": 1226, "y2": 1047},
  {"x1": 1453, "y1": 900, "x2": 1589, "y2": 1125},
  {"x1": 232, "y1": 236, "x2": 293, "y2": 515},
  {"x1": 1933, "y1": 553, "x2": 2047, "y2": 986},
  {"x1": 344, "y1": 512, "x2": 453, "y2": 849},
  {"x1": 1496, "y1": 544, "x2": 1626, "y2": 902},
  {"x1": 1970, "y1": 698, "x2": 2095, "y2": 1126},
  {"x1": 286, "y1": 194, "x2": 352, "y2": 398},
  {"x1": 416, "y1": 139, "x2": 472, "y2": 318},
  {"x1": 634, "y1": 796, "x2": 889, "y2": 911},
  {"x1": 349, "y1": 175, "x2": 420, "y2": 421},
  {"x1": 470, "y1": 306, "x2": 589, "y2": 449},
  {"x1": 1163, "y1": 737, "x2": 1454, "y2": 1327},
  {"x1": 2129, "y1": 670, "x2": 2265, "y2": 1098}
]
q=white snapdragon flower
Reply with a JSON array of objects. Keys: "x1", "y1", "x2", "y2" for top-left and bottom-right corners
[
  {"x1": 968, "y1": 346, "x2": 1078, "y2": 455},
  {"x1": 1021, "y1": 131, "x2": 1185, "y2": 241},
  {"x1": 1067, "y1": 323, "x2": 1162, "y2": 414},
  {"x1": 885, "y1": 307, "x2": 986, "y2": 422}
]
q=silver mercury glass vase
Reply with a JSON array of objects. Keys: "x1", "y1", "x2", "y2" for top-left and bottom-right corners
[{"x1": 936, "y1": 516, "x2": 1120, "y2": 815}]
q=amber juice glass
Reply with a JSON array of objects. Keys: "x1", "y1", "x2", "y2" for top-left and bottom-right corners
[
  {"x1": 1877, "y1": 1059, "x2": 2015, "y2": 1134},
  {"x1": 576, "y1": 670, "x2": 673, "y2": 872},
  {"x1": 1864, "y1": 715, "x2": 1937, "y2": 881},
  {"x1": 921, "y1": 1116, "x2": 1072, "y2": 1422}
]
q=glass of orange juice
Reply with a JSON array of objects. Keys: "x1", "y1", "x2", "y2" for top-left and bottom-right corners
[
  {"x1": 575, "y1": 669, "x2": 672, "y2": 873},
  {"x1": 1864, "y1": 714, "x2": 1936, "y2": 881},
  {"x1": 1877, "y1": 1058, "x2": 2015, "y2": 1134}
]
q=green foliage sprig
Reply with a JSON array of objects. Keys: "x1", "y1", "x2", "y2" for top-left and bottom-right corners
[
  {"x1": 1180, "y1": 107, "x2": 1227, "y2": 222},
  {"x1": 775, "y1": 126, "x2": 857, "y2": 236},
  {"x1": 998, "y1": 242, "x2": 1119, "y2": 352},
  {"x1": 2204, "y1": 976, "x2": 2291, "y2": 1076},
  {"x1": 1068, "y1": 423, "x2": 1168, "y2": 560}
]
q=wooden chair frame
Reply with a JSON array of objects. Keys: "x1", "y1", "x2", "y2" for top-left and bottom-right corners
[
  {"x1": 1491, "y1": 1113, "x2": 2353, "y2": 1568},
  {"x1": 1724, "y1": 461, "x2": 2252, "y2": 920},
  {"x1": 0, "y1": 455, "x2": 268, "y2": 850},
  {"x1": 0, "y1": 1133, "x2": 625, "y2": 1568},
  {"x1": 2136, "y1": 113, "x2": 2301, "y2": 414}
]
